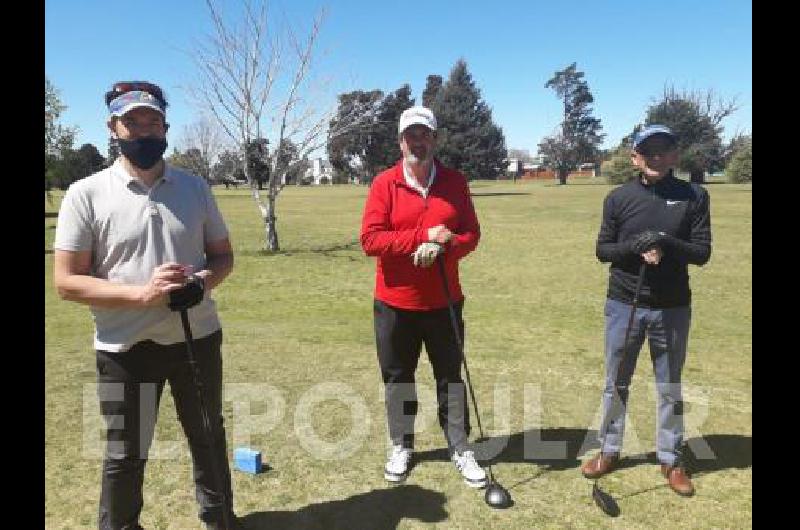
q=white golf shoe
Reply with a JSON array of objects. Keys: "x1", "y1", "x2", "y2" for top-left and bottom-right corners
[
  {"x1": 384, "y1": 444, "x2": 412, "y2": 482},
  {"x1": 452, "y1": 449, "x2": 488, "y2": 488}
]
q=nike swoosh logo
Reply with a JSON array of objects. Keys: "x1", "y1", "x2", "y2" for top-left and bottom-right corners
[{"x1": 665, "y1": 200, "x2": 682, "y2": 205}]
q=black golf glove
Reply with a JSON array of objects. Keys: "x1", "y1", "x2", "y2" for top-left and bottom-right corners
[
  {"x1": 629, "y1": 230, "x2": 664, "y2": 254},
  {"x1": 168, "y1": 274, "x2": 205, "y2": 312}
]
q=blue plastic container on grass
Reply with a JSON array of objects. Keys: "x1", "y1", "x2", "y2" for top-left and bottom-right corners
[{"x1": 233, "y1": 447, "x2": 262, "y2": 474}]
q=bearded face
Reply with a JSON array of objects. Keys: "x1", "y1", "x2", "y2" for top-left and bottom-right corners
[{"x1": 400, "y1": 125, "x2": 436, "y2": 165}]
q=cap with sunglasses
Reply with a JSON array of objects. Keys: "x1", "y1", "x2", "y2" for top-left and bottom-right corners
[
  {"x1": 632, "y1": 124, "x2": 677, "y2": 151},
  {"x1": 107, "y1": 81, "x2": 167, "y2": 117}
]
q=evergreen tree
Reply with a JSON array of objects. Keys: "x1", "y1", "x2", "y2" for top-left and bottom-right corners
[
  {"x1": 326, "y1": 86, "x2": 412, "y2": 184},
  {"x1": 422, "y1": 75, "x2": 443, "y2": 108},
  {"x1": 726, "y1": 136, "x2": 752, "y2": 183},
  {"x1": 431, "y1": 59, "x2": 507, "y2": 180},
  {"x1": 213, "y1": 149, "x2": 246, "y2": 186},
  {"x1": 327, "y1": 89, "x2": 384, "y2": 183}
]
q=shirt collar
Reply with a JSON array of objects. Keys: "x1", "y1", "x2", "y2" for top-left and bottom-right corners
[
  {"x1": 112, "y1": 158, "x2": 172, "y2": 190},
  {"x1": 402, "y1": 159, "x2": 436, "y2": 197}
]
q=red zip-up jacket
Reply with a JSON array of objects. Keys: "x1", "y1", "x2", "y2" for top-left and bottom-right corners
[{"x1": 360, "y1": 159, "x2": 480, "y2": 310}]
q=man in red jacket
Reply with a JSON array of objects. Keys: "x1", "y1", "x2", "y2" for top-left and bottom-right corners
[{"x1": 360, "y1": 106, "x2": 486, "y2": 488}]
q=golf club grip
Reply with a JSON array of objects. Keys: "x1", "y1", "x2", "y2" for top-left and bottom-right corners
[
  {"x1": 436, "y1": 257, "x2": 486, "y2": 441},
  {"x1": 180, "y1": 310, "x2": 234, "y2": 529}
]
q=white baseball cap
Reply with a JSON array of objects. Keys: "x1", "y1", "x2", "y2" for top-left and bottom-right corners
[{"x1": 398, "y1": 106, "x2": 437, "y2": 135}]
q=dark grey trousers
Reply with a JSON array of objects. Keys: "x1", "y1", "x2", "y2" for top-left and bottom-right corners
[
  {"x1": 374, "y1": 299, "x2": 470, "y2": 454},
  {"x1": 95, "y1": 329, "x2": 233, "y2": 529}
]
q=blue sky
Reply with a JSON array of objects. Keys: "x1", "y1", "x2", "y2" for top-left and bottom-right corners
[{"x1": 46, "y1": 0, "x2": 751, "y2": 158}]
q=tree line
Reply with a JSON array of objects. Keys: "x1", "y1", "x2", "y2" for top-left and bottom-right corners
[
  {"x1": 46, "y1": 59, "x2": 751, "y2": 195},
  {"x1": 46, "y1": 0, "x2": 749, "y2": 253},
  {"x1": 327, "y1": 59, "x2": 507, "y2": 184}
]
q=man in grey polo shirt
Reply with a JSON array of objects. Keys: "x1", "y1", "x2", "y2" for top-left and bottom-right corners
[{"x1": 54, "y1": 81, "x2": 241, "y2": 530}]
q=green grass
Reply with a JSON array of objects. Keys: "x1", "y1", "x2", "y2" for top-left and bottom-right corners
[{"x1": 45, "y1": 179, "x2": 751, "y2": 529}]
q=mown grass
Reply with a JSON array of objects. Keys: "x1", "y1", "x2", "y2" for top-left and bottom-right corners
[{"x1": 45, "y1": 178, "x2": 751, "y2": 529}]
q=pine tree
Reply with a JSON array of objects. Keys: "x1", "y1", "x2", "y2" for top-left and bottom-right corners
[
  {"x1": 432, "y1": 59, "x2": 507, "y2": 180},
  {"x1": 422, "y1": 75, "x2": 443, "y2": 108}
]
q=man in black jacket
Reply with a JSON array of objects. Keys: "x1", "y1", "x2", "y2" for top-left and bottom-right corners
[{"x1": 580, "y1": 125, "x2": 712, "y2": 497}]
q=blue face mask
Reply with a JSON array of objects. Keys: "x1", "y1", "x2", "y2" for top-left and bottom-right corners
[{"x1": 117, "y1": 137, "x2": 168, "y2": 169}]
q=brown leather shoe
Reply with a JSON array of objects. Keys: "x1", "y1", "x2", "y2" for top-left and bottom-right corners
[
  {"x1": 662, "y1": 464, "x2": 695, "y2": 496},
  {"x1": 581, "y1": 453, "x2": 619, "y2": 479}
]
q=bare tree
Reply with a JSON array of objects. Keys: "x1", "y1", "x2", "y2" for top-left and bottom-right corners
[
  {"x1": 190, "y1": 0, "x2": 376, "y2": 251},
  {"x1": 180, "y1": 117, "x2": 226, "y2": 183}
]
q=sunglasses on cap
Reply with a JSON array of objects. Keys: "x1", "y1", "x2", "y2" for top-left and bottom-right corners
[{"x1": 105, "y1": 81, "x2": 165, "y2": 105}]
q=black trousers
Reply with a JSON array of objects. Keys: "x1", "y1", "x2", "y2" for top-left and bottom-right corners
[
  {"x1": 374, "y1": 299, "x2": 470, "y2": 453},
  {"x1": 95, "y1": 330, "x2": 233, "y2": 529}
]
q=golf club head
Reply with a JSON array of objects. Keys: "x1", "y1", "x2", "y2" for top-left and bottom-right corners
[
  {"x1": 485, "y1": 482, "x2": 513, "y2": 509},
  {"x1": 591, "y1": 482, "x2": 620, "y2": 517}
]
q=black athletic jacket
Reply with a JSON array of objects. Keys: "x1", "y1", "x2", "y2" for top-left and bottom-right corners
[{"x1": 596, "y1": 171, "x2": 712, "y2": 308}]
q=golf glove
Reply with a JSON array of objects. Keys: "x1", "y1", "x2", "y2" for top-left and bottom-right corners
[
  {"x1": 411, "y1": 242, "x2": 443, "y2": 268},
  {"x1": 630, "y1": 230, "x2": 665, "y2": 254},
  {"x1": 168, "y1": 274, "x2": 205, "y2": 311}
]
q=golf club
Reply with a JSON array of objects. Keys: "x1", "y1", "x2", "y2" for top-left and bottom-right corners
[
  {"x1": 436, "y1": 256, "x2": 512, "y2": 509},
  {"x1": 590, "y1": 261, "x2": 647, "y2": 517},
  {"x1": 179, "y1": 309, "x2": 234, "y2": 530}
]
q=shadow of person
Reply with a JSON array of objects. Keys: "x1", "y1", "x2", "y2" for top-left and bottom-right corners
[
  {"x1": 616, "y1": 433, "x2": 752, "y2": 473},
  {"x1": 608, "y1": 434, "x2": 752, "y2": 502},
  {"x1": 685, "y1": 433, "x2": 752, "y2": 472},
  {"x1": 239, "y1": 484, "x2": 447, "y2": 530},
  {"x1": 414, "y1": 427, "x2": 597, "y2": 471}
]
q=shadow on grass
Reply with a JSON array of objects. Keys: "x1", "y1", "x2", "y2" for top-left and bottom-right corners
[
  {"x1": 616, "y1": 433, "x2": 752, "y2": 474},
  {"x1": 603, "y1": 434, "x2": 752, "y2": 503},
  {"x1": 240, "y1": 484, "x2": 447, "y2": 530},
  {"x1": 470, "y1": 192, "x2": 532, "y2": 197},
  {"x1": 412, "y1": 428, "x2": 597, "y2": 493},
  {"x1": 415, "y1": 427, "x2": 596, "y2": 471},
  {"x1": 415, "y1": 430, "x2": 751, "y2": 476}
]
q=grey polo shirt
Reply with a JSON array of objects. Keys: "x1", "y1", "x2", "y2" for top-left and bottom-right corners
[{"x1": 54, "y1": 160, "x2": 230, "y2": 352}]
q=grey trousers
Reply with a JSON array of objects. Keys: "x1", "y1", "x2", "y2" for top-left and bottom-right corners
[{"x1": 598, "y1": 298, "x2": 691, "y2": 466}]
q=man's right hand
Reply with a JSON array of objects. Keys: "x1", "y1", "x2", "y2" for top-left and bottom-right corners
[
  {"x1": 411, "y1": 242, "x2": 444, "y2": 268},
  {"x1": 427, "y1": 224, "x2": 454, "y2": 245},
  {"x1": 138, "y1": 263, "x2": 188, "y2": 307}
]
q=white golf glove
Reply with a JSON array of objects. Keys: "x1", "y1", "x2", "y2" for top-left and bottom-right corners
[{"x1": 411, "y1": 242, "x2": 443, "y2": 268}]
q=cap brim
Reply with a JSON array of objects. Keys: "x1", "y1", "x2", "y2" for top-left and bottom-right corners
[
  {"x1": 399, "y1": 119, "x2": 436, "y2": 134},
  {"x1": 634, "y1": 131, "x2": 677, "y2": 149},
  {"x1": 110, "y1": 102, "x2": 165, "y2": 117}
]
